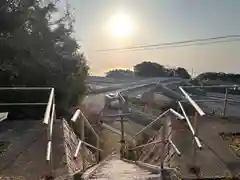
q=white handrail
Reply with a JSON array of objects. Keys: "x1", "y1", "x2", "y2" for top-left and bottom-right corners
[
  {"x1": 168, "y1": 139, "x2": 181, "y2": 156},
  {"x1": 179, "y1": 86, "x2": 205, "y2": 116},
  {"x1": 194, "y1": 136, "x2": 202, "y2": 149},
  {"x1": 182, "y1": 85, "x2": 239, "y2": 88},
  {"x1": 74, "y1": 140, "x2": 82, "y2": 158},
  {"x1": 80, "y1": 111, "x2": 100, "y2": 140},
  {"x1": 43, "y1": 88, "x2": 54, "y2": 124},
  {"x1": 71, "y1": 109, "x2": 100, "y2": 139},
  {"x1": 133, "y1": 109, "x2": 169, "y2": 139},
  {"x1": 178, "y1": 102, "x2": 195, "y2": 135},
  {"x1": 0, "y1": 87, "x2": 52, "y2": 90},
  {"x1": 133, "y1": 108, "x2": 185, "y2": 139},
  {"x1": 49, "y1": 103, "x2": 55, "y2": 138},
  {"x1": 71, "y1": 109, "x2": 81, "y2": 122},
  {"x1": 169, "y1": 108, "x2": 185, "y2": 120},
  {"x1": 178, "y1": 102, "x2": 202, "y2": 149},
  {"x1": 46, "y1": 141, "x2": 51, "y2": 161}
]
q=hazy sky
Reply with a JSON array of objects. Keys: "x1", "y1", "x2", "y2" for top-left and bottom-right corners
[{"x1": 66, "y1": 0, "x2": 240, "y2": 76}]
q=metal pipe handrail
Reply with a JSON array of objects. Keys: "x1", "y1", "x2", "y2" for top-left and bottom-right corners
[
  {"x1": 178, "y1": 102, "x2": 202, "y2": 149},
  {"x1": 180, "y1": 99, "x2": 223, "y2": 103},
  {"x1": 101, "y1": 122, "x2": 130, "y2": 140},
  {"x1": 46, "y1": 95, "x2": 55, "y2": 163},
  {"x1": 129, "y1": 138, "x2": 181, "y2": 157},
  {"x1": 182, "y1": 85, "x2": 239, "y2": 89},
  {"x1": 43, "y1": 88, "x2": 54, "y2": 125},
  {"x1": 128, "y1": 140, "x2": 164, "y2": 150},
  {"x1": 71, "y1": 109, "x2": 81, "y2": 122},
  {"x1": 46, "y1": 141, "x2": 51, "y2": 161},
  {"x1": 179, "y1": 86, "x2": 205, "y2": 116},
  {"x1": 169, "y1": 108, "x2": 185, "y2": 119},
  {"x1": 178, "y1": 102, "x2": 195, "y2": 135},
  {"x1": 74, "y1": 139, "x2": 103, "y2": 156},
  {"x1": 49, "y1": 103, "x2": 55, "y2": 139},
  {"x1": 80, "y1": 111, "x2": 100, "y2": 140},
  {"x1": 82, "y1": 140, "x2": 103, "y2": 152},
  {"x1": 0, "y1": 87, "x2": 52, "y2": 90},
  {"x1": 71, "y1": 109, "x2": 100, "y2": 140},
  {"x1": 102, "y1": 113, "x2": 131, "y2": 118},
  {"x1": 0, "y1": 103, "x2": 48, "y2": 106},
  {"x1": 133, "y1": 108, "x2": 184, "y2": 139},
  {"x1": 168, "y1": 139, "x2": 181, "y2": 156},
  {"x1": 133, "y1": 110, "x2": 169, "y2": 139},
  {"x1": 74, "y1": 140, "x2": 82, "y2": 158}
]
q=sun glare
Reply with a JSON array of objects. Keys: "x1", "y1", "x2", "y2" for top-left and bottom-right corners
[{"x1": 107, "y1": 13, "x2": 133, "y2": 38}]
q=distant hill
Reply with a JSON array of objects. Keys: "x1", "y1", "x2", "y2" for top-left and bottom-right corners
[{"x1": 105, "y1": 61, "x2": 191, "y2": 79}]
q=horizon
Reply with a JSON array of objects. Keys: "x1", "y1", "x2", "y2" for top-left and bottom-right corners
[{"x1": 64, "y1": 0, "x2": 240, "y2": 76}]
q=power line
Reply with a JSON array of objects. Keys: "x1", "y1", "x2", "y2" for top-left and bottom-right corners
[
  {"x1": 96, "y1": 34, "x2": 240, "y2": 52},
  {"x1": 128, "y1": 38, "x2": 240, "y2": 52}
]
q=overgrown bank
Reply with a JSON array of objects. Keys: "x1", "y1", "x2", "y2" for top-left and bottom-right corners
[{"x1": 0, "y1": 0, "x2": 88, "y2": 118}]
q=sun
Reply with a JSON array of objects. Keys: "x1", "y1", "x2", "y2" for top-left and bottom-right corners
[{"x1": 107, "y1": 13, "x2": 133, "y2": 37}]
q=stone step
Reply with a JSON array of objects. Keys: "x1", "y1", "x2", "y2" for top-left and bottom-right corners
[{"x1": 83, "y1": 155, "x2": 160, "y2": 180}]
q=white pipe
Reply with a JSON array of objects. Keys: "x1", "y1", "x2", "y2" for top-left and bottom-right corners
[
  {"x1": 0, "y1": 103, "x2": 48, "y2": 106},
  {"x1": 178, "y1": 102, "x2": 195, "y2": 135},
  {"x1": 133, "y1": 109, "x2": 170, "y2": 138},
  {"x1": 169, "y1": 108, "x2": 185, "y2": 120},
  {"x1": 182, "y1": 85, "x2": 239, "y2": 89},
  {"x1": 168, "y1": 139, "x2": 181, "y2": 156},
  {"x1": 49, "y1": 104, "x2": 55, "y2": 138},
  {"x1": 80, "y1": 111, "x2": 100, "y2": 139},
  {"x1": 194, "y1": 136, "x2": 202, "y2": 149},
  {"x1": 0, "y1": 87, "x2": 52, "y2": 90},
  {"x1": 71, "y1": 109, "x2": 81, "y2": 122},
  {"x1": 179, "y1": 87, "x2": 205, "y2": 116},
  {"x1": 74, "y1": 140, "x2": 82, "y2": 158},
  {"x1": 46, "y1": 141, "x2": 51, "y2": 161},
  {"x1": 178, "y1": 102, "x2": 202, "y2": 149},
  {"x1": 43, "y1": 88, "x2": 54, "y2": 124}
]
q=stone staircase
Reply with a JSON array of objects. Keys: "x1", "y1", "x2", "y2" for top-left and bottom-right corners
[{"x1": 81, "y1": 155, "x2": 161, "y2": 180}]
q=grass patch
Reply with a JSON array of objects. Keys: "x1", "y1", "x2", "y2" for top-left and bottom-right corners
[
  {"x1": 0, "y1": 141, "x2": 11, "y2": 156},
  {"x1": 221, "y1": 133, "x2": 240, "y2": 157}
]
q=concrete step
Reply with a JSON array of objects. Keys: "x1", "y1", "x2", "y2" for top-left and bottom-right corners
[{"x1": 82, "y1": 155, "x2": 160, "y2": 180}]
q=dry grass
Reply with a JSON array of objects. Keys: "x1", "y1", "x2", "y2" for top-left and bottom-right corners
[{"x1": 221, "y1": 134, "x2": 240, "y2": 157}]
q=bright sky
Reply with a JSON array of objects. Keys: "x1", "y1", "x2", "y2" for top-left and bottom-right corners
[{"x1": 65, "y1": 0, "x2": 240, "y2": 76}]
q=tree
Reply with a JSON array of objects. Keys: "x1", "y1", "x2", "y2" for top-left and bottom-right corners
[
  {"x1": 134, "y1": 61, "x2": 167, "y2": 77},
  {"x1": 175, "y1": 67, "x2": 191, "y2": 79},
  {"x1": 105, "y1": 69, "x2": 134, "y2": 78},
  {"x1": 0, "y1": 0, "x2": 88, "y2": 116}
]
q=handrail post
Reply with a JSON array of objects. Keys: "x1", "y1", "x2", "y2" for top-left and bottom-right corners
[
  {"x1": 192, "y1": 112, "x2": 199, "y2": 169},
  {"x1": 120, "y1": 112, "x2": 125, "y2": 159},
  {"x1": 96, "y1": 139, "x2": 100, "y2": 163},
  {"x1": 46, "y1": 90, "x2": 55, "y2": 178},
  {"x1": 223, "y1": 88, "x2": 228, "y2": 118},
  {"x1": 81, "y1": 116, "x2": 85, "y2": 171},
  {"x1": 160, "y1": 118, "x2": 166, "y2": 177}
]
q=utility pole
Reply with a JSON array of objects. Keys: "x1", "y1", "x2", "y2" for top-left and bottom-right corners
[{"x1": 223, "y1": 88, "x2": 228, "y2": 118}]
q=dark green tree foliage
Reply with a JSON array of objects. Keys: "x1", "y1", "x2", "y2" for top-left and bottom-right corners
[
  {"x1": 133, "y1": 61, "x2": 191, "y2": 79},
  {"x1": 0, "y1": 0, "x2": 88, "y2": 117},
  {"x1": 134, "y1": 61, "x2": 167, "y2": 77},
  {"x1": 105, "y1": 69, "x2": 134, "y2": 78},
  {"x1": 195, "y1": 72, "x2": 240, "y2": 94},
  {"x1": 197, "y1": 72, "x2": 240, "y2": 83},
  {"x1": 175, "y1": 67, "x2": 191, "y2": 79}
]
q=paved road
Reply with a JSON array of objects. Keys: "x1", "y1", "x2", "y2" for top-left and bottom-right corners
[{"x1": 83, "y1": 77, "x2": 183, "y2": 114}]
